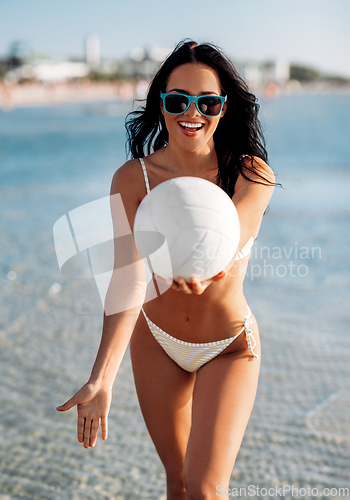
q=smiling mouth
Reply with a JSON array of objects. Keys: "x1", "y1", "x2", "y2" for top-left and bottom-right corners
[{"x1": 178, "y1": 121, "x2": 204, "y2": 132}]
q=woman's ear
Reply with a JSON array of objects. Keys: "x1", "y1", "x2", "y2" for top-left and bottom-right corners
[{"x1": 160, "y1": 98, "x2": 165, "y2": 116}]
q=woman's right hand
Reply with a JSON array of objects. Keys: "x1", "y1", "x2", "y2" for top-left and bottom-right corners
[
  {"x1": 56, "y1": 382, "x2": 112, "y2": 449},
  {"x1": 155, "y1": 271, "x2": 227, "y2": 295}
]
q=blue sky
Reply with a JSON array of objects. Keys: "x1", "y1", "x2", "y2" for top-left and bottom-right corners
[{"x1": 1, "y1": 0, "x2": 350, "y2": 77}]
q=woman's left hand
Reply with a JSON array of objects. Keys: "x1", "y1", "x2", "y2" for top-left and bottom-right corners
[{"x1": 155, "y1": 271, "x2": 227, "y2": 295}]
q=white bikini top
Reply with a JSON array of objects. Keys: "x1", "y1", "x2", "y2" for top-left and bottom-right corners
[{"x1": 139, "y1": 158, "x2": 254, "y2": 262}]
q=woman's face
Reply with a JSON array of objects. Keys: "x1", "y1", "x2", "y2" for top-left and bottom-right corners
[{"x1": 161, "y1": 63, "x2": 226, "y2": 154}]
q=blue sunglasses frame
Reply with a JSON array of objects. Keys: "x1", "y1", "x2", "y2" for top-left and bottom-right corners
[{"x1": 160, "y1": 92, "x2": 227, "y2": 117}]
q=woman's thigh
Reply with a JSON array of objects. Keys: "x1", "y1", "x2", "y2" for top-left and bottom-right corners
[
  {"x1": 183, "y1": 317, "x2": 261, "y2": 493},
  {"x1": 130, "y1": 314, "x2": 196, "y2": 477}
]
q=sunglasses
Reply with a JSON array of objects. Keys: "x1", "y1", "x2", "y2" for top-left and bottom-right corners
[{"x1": 160, "y1": 92, "x2": 227, "y2": 117}]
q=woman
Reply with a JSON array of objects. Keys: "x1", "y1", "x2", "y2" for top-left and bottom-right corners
[{"x1": 57, "y1": 40, "x2": 277, "y2": 499}]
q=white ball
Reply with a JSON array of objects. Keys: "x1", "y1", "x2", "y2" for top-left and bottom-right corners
[{"x1": 134, "y1": 176, "x2": 240, "y2": 281}]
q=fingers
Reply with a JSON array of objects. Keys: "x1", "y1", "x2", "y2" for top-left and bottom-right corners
[
  {"x1": 189, "y1": 277, "x2": 206, "y2": 294},
  {"x1": 77, "y1": 415, "x2": 85, "y2": 443},
  {"x1": 83, "y1": 418, "x2": 92, "y2": 449},
  {"x1": 101, "y1": 415, "x2": 108, "y2": 441},
  {"x1": 212, "y1": 270, "x2": 227, "y2": 281},
  {"x1": 77, "y1": 416, "x2": 101, "y2": 448},
  {"x1": 89, "y1": 419, "x2": 100, "y2": 448},
  {"x1": 172, "y1": 272, "x2": 226, "y2": 295},
  {"x1": 56, "y1": 395, "x2": 77, "y2": 412},
  {"x1": 176, "y1": 276, "x2": 208, "y2": 295},
  {"x1": 156, "y1": 273, "x2": 207, "y2": 293},
  {"x1": 172, "y1": 277, "x2": 193, "y2": 294},
  {"x1": 77, "y1": 413, "x2": 108, "y2": 448}
]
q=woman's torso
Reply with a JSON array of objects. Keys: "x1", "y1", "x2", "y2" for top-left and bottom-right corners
[{"x1": 132, "y1": 150, "x2": 257, "y2": 343}]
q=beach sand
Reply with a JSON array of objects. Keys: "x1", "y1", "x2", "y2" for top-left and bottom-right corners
[{"x1": 0, "y1": 81, "x2": 138, "y2": 110}]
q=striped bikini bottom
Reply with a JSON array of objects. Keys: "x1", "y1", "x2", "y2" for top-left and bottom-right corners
[{"x1": 141, "y1": 306, "x2": 259, "y2": 372}]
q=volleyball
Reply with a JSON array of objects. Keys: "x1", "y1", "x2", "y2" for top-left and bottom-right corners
[{"x1": 133, "y1": 177, "x2": 241, "y2": 281}]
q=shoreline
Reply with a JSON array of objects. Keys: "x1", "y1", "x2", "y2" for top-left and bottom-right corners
[
  {"x1": 0, "y1": 80, "x2": 143, "y2": 110},
  {"x1": 1, "y1": 80, "x2": 350, "y2": 110}
]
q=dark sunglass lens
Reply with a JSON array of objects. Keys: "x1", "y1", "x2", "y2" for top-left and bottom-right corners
[
  {"x1": 165, "y1": 94, "x2": 188, "y2": 114},
  {"x1": 198, "y1": 96, "x2": 222, "y2": 116}
]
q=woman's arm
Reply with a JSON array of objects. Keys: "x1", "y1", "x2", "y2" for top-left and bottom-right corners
[
  {"x1": 231, "y1": 156, "x2": 275, "y2": 251},
  {"x1": 56, "y1": 161, "x2": 147, "y2": 448},
  {"x1": 89, "y1": 161, "x2": 148, "y2": 384}
]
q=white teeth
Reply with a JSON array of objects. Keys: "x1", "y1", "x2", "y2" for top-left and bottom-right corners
[{"x1": 179, "y1": 122, "x2": 203, "y2": 129}]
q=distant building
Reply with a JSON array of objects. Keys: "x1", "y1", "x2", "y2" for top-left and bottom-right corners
[
  {"x1": 33, "y1": 61, "x2": 89, "y2": 83},
  {"x1": 275, "y1": 58, "x2": 290, "y2": 85},
  {"x1": 125, "y1": 45, "x2": 171, "y2": 78},
  {"x1": 243, "y1": 63, "x2": 263, "y2": 87},
  {"x1": 4, "y1": 60, "x2": 89, "y2": 84},
  {"x1": 85, "y1": 34, "x2": 100, "y2": 70},
  {"x1": 242, "y1": 58, "x2": 290, "y2": 89}
]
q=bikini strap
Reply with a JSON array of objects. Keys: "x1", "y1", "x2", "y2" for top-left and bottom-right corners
[
  {"x1": 139, "y1": 158, "x2": 150, "y2": 195},
  {"x1": 234, "y1": 236, "x2": 254, "y2": 261}
]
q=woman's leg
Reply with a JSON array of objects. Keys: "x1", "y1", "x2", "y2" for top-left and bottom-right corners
[
  {"x1": 130, "y1": 314, "x2": 196, "y2": 500},
  {"x1": 183, "y1": 316, "x2": 261, "y2": 500}
]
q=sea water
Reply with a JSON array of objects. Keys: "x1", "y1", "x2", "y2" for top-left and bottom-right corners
[{"x1": 0, "y1": 94, "x2": 349, "y2": 499}]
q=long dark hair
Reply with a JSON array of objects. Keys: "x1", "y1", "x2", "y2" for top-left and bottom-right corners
[{"x1": 126, "y1": 39, "x2": 279, "y2": 197}]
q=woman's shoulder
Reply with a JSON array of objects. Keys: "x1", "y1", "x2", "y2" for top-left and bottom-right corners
[
  {"x1": 240, "y1": 155, "x2": 275, "y2": 185},
  {"x1": 233, "y1": 155, "x2": 275, "y2": 208},
  {"x1": 111, "y1": 158, "x2": 142, "y2": 185},
  {"x1": 109, "y1": 159, "x2": 149, "y2": 230},
  {"x1": 110, "y1": 159, "x2": 147, "y2": 201}
]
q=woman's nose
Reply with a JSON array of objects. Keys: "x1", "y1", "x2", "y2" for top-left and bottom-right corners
[{"x1": 184, "y1": 101, "x2": 200, "y2": 117}]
